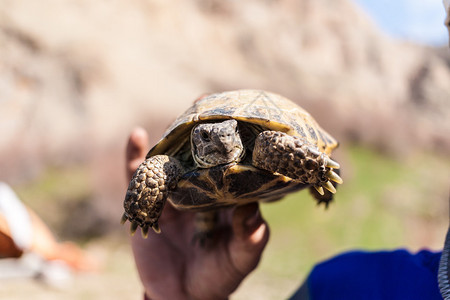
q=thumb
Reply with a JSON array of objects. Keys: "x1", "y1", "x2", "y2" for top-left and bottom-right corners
[
  {"x1": 126, "y1": 127, "x2": 149, "y2": 180},
  {"x1": 229, "y1": 203, "x2": 270, "y2": 275}
]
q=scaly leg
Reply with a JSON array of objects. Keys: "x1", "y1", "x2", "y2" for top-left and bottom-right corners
[
  {"x1": 252, "y1": 131, "x2": 343, "y2": 202},
  {"x1": 122, "y1": 155, "x2": 183, "y2": 237}
]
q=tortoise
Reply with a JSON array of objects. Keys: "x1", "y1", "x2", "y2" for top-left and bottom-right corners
[{"x1": 122, "y1": 90, "x2": 343, "y2": 240}]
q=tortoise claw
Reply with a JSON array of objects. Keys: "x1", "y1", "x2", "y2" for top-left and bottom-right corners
[
  {"x1": 127, "y1": 222, "x2": 157, "y2": 238},
  {"x1": 141, "y1": 225, "x2": 149, "y2": 238},
  {"x1": 152, "y1": 223, "x2": 161, "y2": 234},
  {"x1": 322, "y1": 181, "x2": 336, "y2": 194},
  {"x1": 120, "y1": 213, "x2": 128, "y2": 225},
  {"x1": 130, "y1": 221, "x2": 139, "y2": 236},
  {"x1": 314, "y1": 185, "x2": 325, "y2": 195},
  {"x1": 325, "y1": 157, "x2": 340, "y2": 169},
  {"x1": 326, "y1": 170, "x2": 343, "y2": 184}
]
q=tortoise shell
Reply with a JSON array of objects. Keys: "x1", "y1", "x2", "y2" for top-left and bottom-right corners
[
  {"x1": 148, "y1": 90, "x2": 339, "y2": 210},
  {"x1": 149, "y1": 90, "x2": 337, "y2": 157}
]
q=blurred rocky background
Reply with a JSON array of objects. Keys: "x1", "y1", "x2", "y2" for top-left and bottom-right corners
[{"x1": 0, "y1": 0, "x2": 449, "y2": 299}]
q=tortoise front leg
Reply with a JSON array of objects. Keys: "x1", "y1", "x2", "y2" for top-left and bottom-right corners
[
  {"x1": 252, "y1": 131, "x2": 342, "y2": 198},
  {"x1": 122, "y1": 155, "x2": 183, "y2": 238},
  {"x1": 308, "y1": 168, "x2": 341, "y2": 208}
]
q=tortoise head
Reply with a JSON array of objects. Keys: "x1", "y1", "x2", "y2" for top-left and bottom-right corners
[{"x1": 191, "y1": 119, "x2": 245, "y2": 168}]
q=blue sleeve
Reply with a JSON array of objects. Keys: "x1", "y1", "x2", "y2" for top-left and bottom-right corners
[{"x1": 290, "y1": 249, "x2": 442, "y2": 300}]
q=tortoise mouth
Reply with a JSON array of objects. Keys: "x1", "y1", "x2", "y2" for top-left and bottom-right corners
[{"x1": 194, "y1": 146, "x2": 245, "y2": 168}]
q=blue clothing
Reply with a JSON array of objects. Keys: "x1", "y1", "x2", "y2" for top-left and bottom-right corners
[{"x1": 291, "y1": 249, "x2": 442, "y2": 300}]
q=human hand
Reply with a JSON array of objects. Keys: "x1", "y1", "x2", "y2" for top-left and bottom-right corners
[{"x1": 125, "y1": 127, "x2": 270, "y2": 300}]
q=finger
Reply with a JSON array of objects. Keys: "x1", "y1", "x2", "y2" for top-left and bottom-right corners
[
  {"x1": 232, "y1": 203, "x2": 269, "y2": 245},
  {"x1": 125, "y1": 127, "x2": 181, "y2": 220},
  {"x1": 126, "y1": 127, "x2": 149, "y2": 180},
  {"x1": 229, "y1": 203, "x2": 270, "y2": 274}
]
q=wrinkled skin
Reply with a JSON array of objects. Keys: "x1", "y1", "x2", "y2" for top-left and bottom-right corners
[
  {"x1": 126, "y1": 127, "x2": 270, "y2": 300},
  {"x1": 191, "y1": 119, "x2": 244, "y2": 168}
]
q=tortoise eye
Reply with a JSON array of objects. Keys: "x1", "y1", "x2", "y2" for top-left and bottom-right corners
[{"x1": 201, "y1": 131, "x2": 210, "y2": 141}]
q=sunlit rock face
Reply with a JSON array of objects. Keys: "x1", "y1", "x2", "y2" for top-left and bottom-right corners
[{"x1": 1, "y1": 0, "x2": 450, "y2": 182}]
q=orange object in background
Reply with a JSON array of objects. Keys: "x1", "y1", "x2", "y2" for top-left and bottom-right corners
[
  {"x1": 0, "y1": 228, "x2": 23, "y2": 259},
  {"x1": 0, "y1": 182, "x2": 98, "y2": 286}
]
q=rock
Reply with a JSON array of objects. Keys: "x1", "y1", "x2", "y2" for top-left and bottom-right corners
[{"x1": 0, "y1": 0, "x2": 449, "y2": 182}]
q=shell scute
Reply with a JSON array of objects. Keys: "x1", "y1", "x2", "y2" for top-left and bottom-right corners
[{"x1": 148, "y1": 90, "x2": 338, "y2": 158}]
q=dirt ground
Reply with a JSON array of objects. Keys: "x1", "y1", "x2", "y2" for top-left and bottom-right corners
[
  {"x1": 0, "y1": 242, "x2": 302, "y2": 300},
  {"x1": 0, "y1": 244, "x2": 142, "y2": 300}
]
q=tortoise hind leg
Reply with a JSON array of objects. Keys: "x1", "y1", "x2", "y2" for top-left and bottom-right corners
[
  {"x1": 252, "y1": 131, "x2": 342, "y2": 196},
  {"x1": 192, "y1": 211, "x2": 219, "y2": 248},
  {"x1": 122, "y1": 155, "x2": 183, "y2": 237}
]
